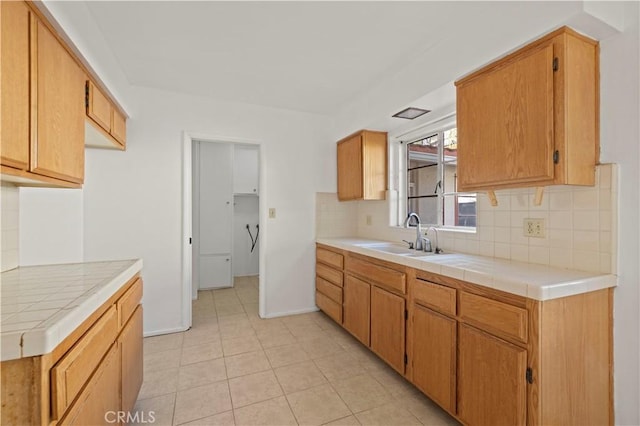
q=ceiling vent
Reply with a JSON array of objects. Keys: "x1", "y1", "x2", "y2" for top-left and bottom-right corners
[{"x1": 392, "y1": 107, "x2": 431, "y2": 120}]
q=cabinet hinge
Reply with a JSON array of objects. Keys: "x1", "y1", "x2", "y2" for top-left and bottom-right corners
[
  {"x1": 553, "y1": 150, "x2": 559, "y2": 164},
  {"x1": 404, "y1": 354, "x2": 408, "y2": 365},
  {"x1": 405, "y1": 310, "x2": 408, "y2": 320},
  {"x1": 189, "y1": 237, "x2": 192, "y2": 245},
  {"x1": 553, "y1": 57, "x2": 559, "y2": 72},
  {"x1": 526, "y1": 368, "x2": 533, "y2": 384},
  {"x1": 85, "y1": 82, "x2": 89, "y2": 108}
]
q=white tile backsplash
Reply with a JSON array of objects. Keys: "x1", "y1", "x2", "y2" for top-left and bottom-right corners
[
  {"x1": 316, "y1": 164, "x2": 618, "y2": 274},
  {"x1": 1, "y1": 183, "x2": 19, "y2": 272}
]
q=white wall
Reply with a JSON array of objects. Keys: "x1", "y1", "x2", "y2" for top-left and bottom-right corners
[
  {"x1": 233, "y1": 196, "x2": 259, "y2": 277},
  {"x1": 19, "y1": 188, "x2": 83, "y2": 266},
  {"x1": 81, "y1": 86, "x2": 332, "y2": 334},
  {"x1": 1, "y1": 184, "x2": 19, "y2": 272},
  {"x1": 597, "y1": 4, "x2": 640, "y2": 423}
]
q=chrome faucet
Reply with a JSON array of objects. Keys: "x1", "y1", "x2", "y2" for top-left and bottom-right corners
[
  {"x1": 427, "y1": 226, "x2": 442, "y2": 254},
  {"x1": 404, "y1": 213, "x2": 430, "y2": 252}
]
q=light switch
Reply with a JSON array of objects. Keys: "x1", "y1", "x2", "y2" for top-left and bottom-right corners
[{"x1": 268, "y1": 208, "x2": 276, "y2": 219}]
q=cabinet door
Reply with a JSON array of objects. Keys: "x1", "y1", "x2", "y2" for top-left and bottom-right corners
[
  {"x1": 337, "y1": 134, "x2": 362, "y2": 201},
  {"x1": 1, "y1": 1, "x2": 30, "y2": 170},
  {"x1": 412, "y1": 305, "x2": 456, "y2": 413},
  {"x1": 33, "y1": 18, "x2": 85, "y2": 183},
  {"x1": 343, "y1": 275, "x2": 370, "y2": 345},
  {"x1": 111, "y1": 108, "x2": 127, "y2": 146},
  {"x1": 458, "y1": 324, "x2": 527, "y2": 426},
  {"x1": 120, "y1": 305, "x2": 143, "y2": 414},
  {"x1": 457, "y1": 43, "x2": 554, "y2": 190},
  {"x1": 233, "y1": 145, "x2": 259, "y2": 194},
  {"x1": 86, "y1": 80, "x2": 112, "y2": 133},
  {"x1": 370, "y1": 286, "x2": 405, "y2": 374},
  {"x1": 60, "y1": 344, "x2": 120, "y2": 425},
  {"x1": 198, "y1": 255, "x2": 232, "y2": 289}
]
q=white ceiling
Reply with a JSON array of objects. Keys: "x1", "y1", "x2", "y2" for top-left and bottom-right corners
[{"x1": 84, "y1": 1, "x2": 492, "y2": 115}]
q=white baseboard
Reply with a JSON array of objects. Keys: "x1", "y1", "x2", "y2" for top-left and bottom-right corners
[
  {"x1": 262, "y1": 306, "x2": 320, "y2": 319},
  {"x1": 143, "y1": 326, "x2": 189, "y2": 338}
]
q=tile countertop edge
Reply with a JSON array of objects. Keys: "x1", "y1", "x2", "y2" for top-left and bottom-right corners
[
  {"x1": 316, "y1": 237, "x2": 617, "y2": 301},
  {"x1": 2, "y1": 259, "x2": 143, "y2": 361}
]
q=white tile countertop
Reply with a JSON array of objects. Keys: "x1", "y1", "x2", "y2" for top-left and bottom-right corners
[
  {"x1": 317, "y1": 237, "x2": 616, "y2": 301},
  {"x1": 0, "y1": 259, "x2": 143, "y2": 361}
]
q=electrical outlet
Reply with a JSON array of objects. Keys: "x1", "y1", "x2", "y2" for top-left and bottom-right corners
[
  {"x1": 523, "y1": 218, "x2": 545, "y2": 238},
  {"x1": 366, "y1": 215, "x2": 372, "y2": 226},
  {"x1": 268, "y1": 208, "x2": 276, "y2": 219}
]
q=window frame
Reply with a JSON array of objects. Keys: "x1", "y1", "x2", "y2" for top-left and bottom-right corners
[{"x1": 395, "y1": 117, "x2": 476, "y2": 231}]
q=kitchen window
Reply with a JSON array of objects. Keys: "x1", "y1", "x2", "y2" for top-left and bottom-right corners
[{"x1": 405, "y1": 126, "x2": 476, "y2": 228}]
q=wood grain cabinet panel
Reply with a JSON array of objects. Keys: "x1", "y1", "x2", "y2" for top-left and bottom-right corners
[
  {"x1": 59, "y1": 344, "x2": 120, "y2": 426},
  {"x1": 316, "y1": 277, "x2": 342, "y2": 304},
  {"x1": 412, "y1": 305, "x2": 456, "y2": 414},
  {"x1": 413, "y1": 279, "x2": 456, "y2": 316},
  {"x1": 370, "y1": 286, "x2": 405, "y2": 374},
  {"x1": 1, "y1": 1, "x2": 31, "y2": 170},
  {"x1": 33, "y1": 17, "x2": 85, "y2": 184},
  {"x1": 337, "y1": 130, "x2": 387, "y2": 201},
  {"x1": 316, "y1": 291, "x2": 342, "y2": 324},
  {"x1": 86, "y1": 80, "x2": 112, "y2": 132},
  {"x1": 117, "y1": 278, "x2": 142, "y2": 328},
  {"x1": 51, "y1": 306, "x2": 118, "y2": 419},
  {"x1": 455, "y1": 26, "x2": 598, "y2": 191},
  {"x1": 120, "y1": 305, "x2": 143, "y2": 414},
  {"x1": 111, "y1": 109, "x2": 127, "y2": 145},
  {"x1": 317, "y1": 248, "x2": 344, "y2": 270},
  {"x1": 316, "y1": 263, "x2": 343, "y2": 287},
  {"x1": 343, "y1": 275, "x2": 370, "y2": 346},
  {"x1": 458, "y1": 324, "x2": 527, "y2": 426},
  {"x1": 460, "y1": 291, "x2": 528, "y2": 344}
]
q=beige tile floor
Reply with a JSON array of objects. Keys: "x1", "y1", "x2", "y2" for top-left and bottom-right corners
[{"x1": 132, "y1": 276, "x2": 459, "y2": 426}]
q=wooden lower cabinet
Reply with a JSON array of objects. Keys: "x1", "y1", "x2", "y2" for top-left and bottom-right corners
[
  {"x1": 458, "y1": 324, "x2": 527, "y2": 426},
  {"x1": 370, "y1": 286, "x2": 405, "y2": 373},
  {"x1": 59, "y1": 344, "x2": 120, "y2": 425},
  {"x1": 411, "y1": 304, "x2": 456, "y2": 414},
  {"x1": 343, "y1": 275, "x2": 370, "y2": 346},
  {"x1": 120, "y1": 305, "x2": 143, "y2": 414}
]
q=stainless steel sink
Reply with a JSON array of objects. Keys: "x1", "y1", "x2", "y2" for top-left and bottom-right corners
[{"x1": 354, "y1": 242, "x2": 438, "y2": 257}]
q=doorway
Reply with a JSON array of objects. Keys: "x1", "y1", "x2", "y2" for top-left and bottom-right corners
[{"x1": 182, "y1": 133, "x2": 264, "y2": 329}]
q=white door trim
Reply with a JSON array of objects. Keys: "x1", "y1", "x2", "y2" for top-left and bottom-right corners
[{"x1": 181, "y1": 131, "x2": 266, "y2": 329}]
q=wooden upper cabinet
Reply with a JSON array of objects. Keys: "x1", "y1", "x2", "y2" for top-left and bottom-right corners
[
  {"x1": 86, "y1": 80, "x2": 127, "y2": 148},
  {"x1": 455, "y1": 26, "x2": 598, "y2": 191},
  {"x1": 86, "y1": 81, "x2": 112, "y2": 132},
  {"x1": 33, "y1": 17, "x2": 86, "y2": 184},
  {"x1": 337, "y1": 130, "x2": 387, "y2": 201},
  {"x1": 1, "y1": 1, "x2": 31, "y2": 171}
]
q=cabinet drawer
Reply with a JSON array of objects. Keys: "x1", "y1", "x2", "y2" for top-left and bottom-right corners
[
  {"x1": 316, "y1": 277, "x2": 342, "y2": 304},
  {"x1": 346, "y1": 256, "x2": 406, "y2": 294},
  {"x1": 459, "y1": 292, "x2": 528, "y2": 344},
  {"x1": 118, "y1": 278, "x2": 142, "y2": 328},
  {"x1": 317, "y1": 248, "x2": 344, "y2": 269},
  {"x1": 317, "y1": 263, "x2": 343, "y2": 287},
  {"x1": 316, "y1": 291, "x2": 342, "y2": 323},
  {"x1": 413, "y1": 279, "x2": 456, "y2": 317},
  {"x1": 51, "y1": 305, "x2": 118, "y2": 419}
]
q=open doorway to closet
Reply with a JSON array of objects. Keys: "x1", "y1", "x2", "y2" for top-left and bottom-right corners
[{"x1": 182, "y1": 134, "x2": 263, "y2": 329}]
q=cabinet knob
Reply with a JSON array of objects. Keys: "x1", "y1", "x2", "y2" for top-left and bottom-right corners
[{"x1": 253, "y1": 189, "x2": 256, "y2": 192}]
